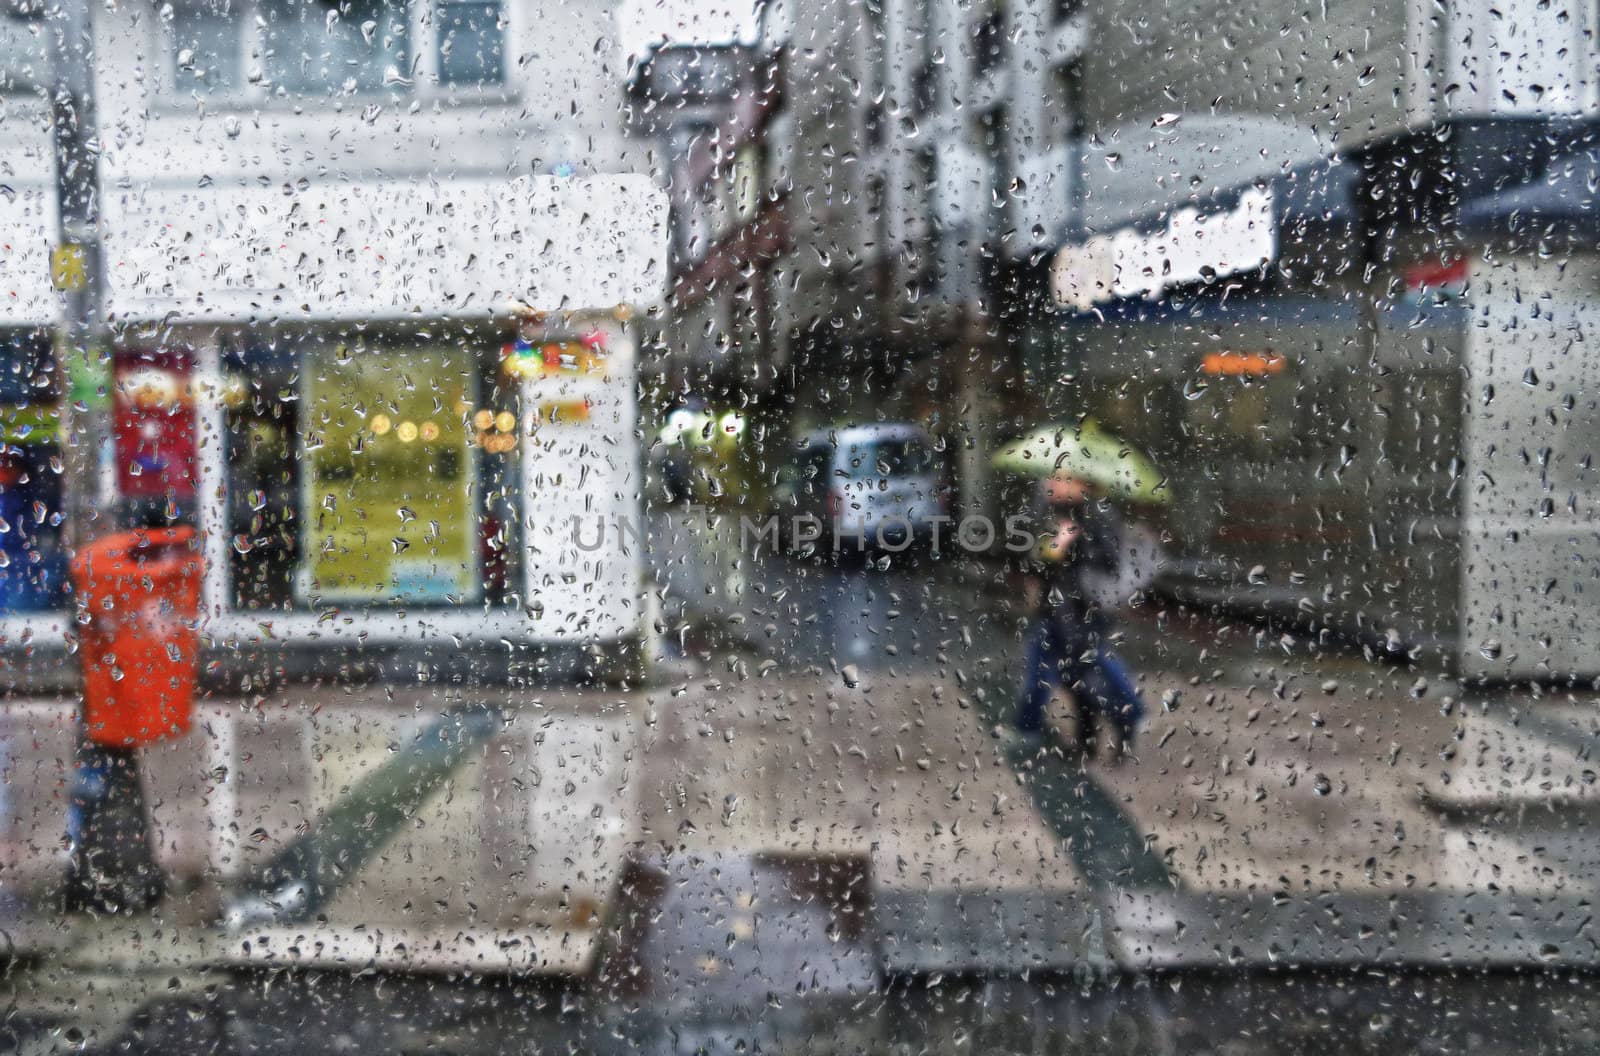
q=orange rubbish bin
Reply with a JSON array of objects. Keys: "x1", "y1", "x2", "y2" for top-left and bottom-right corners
[{"x1": 72, "y1": 526, "x2": 203, "y2": 748}]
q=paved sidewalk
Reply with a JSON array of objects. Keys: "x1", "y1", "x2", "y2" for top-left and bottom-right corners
[
  {"x1": 633, "y1": 666, "x2": 1099, "y2": 975},
  {"x1": 1091, "y1": 651, "x2": 1600, "y2": 968},
  {"x1": 5, "y1": 645, "x2": 1600, "y2": 990},
  {"x1": 1, "y1": 684, "x2": 642, "y2": 975}
]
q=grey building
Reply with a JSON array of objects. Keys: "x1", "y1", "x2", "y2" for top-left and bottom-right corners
[
  {"x1": 626, "y1": 37, "x2": 784, "y2": 390},
  {"x1": 1045, "y1": 0, "x2": 1600, "y2": 680},
  {"x1": 0, "y1": 0, "x2": 637, "y2": 186},
  {"x1": 711, "y1": 0, "x2": 1094, "y2": 514},
  {"x1": 649, "y1": 0, "x2": 1600, "y2": 678}
]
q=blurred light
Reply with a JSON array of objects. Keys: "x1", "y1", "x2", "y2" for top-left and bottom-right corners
[
  {"x1": 660, "y1": 408, "x2": 703, "y2": 444},
  {"x1": 473, "y1": 409, "x2": 495, "y2": 431},
  {"x1": 502, "y1": 340, "x2": 602, "y2": 378},
  {"x1": 220, "y1": 376, "x2": 250, "y2": 409},
  {"x1": 1201, "y1": 352, "x2": 1285, "y2": 377},
  {"x1": 494, "y1": 411, "x2": 517, "y2": 433},
  {"x1": 540, "y1": 399, "x2": 590, "y2": 423},
  {"x1": 397, "y1": 421, "x2": 418, "y2": 443},
  {"x1": 501, "y1": 338, "x2": 543, "y2": 379},
  {"x1": 419, "y1": 421, "x2": 440, "y2": 442},
  {"x1": 119, "y1": 367, "x2": 188, "y2": 410},
  {"x1": 371, "y1": 414, "x2": 392, "y2": 436}
]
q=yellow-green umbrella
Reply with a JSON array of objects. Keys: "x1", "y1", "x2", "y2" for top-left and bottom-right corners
[{"x1": 992, "y1": 419, "x2": 1169, "y2": 505}]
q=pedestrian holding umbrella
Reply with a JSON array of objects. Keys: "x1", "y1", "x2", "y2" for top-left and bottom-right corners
[{"x1": 996, "y1": 419, "x2": 1164, "y2": 761}]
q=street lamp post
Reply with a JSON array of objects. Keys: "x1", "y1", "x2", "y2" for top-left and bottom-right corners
[{"x1": 12, "y1": 0, "x2": 162, "y2": 914}]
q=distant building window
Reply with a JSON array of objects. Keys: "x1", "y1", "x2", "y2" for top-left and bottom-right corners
[
  {"x1": 166, "y1": 0, "x2": 414, "y2": 100},
  {"x1": 262, "y1": 0, "x2": 408, "y2": 95},
  {"x1": 732, "y1": 145, "x2": 762, "y2": 228},
  {"x1": 912, "y1": 58, "x2": 936, "y2": 115},
  {"x1": 169, "y1": 4, "x2": 242, "y2": 95},
  {"x1": 866, "y1": 101, "x2": 885, "y2": 147},
  {"x1": 636, "y1": 46, "x2": 744, "y2": 104},
  {"x1": 974, "y1": 6, "x2": 1006, "y2": 78},
  {"x1": 436, "y1": 0, "x2": 504, "y2": 86},
  {"x1": 0, "y1": 18, "x2": 46, "y2": 96},
  {"x1": 1055, "y1": 59, "x2": 1085, "y2": 142}
]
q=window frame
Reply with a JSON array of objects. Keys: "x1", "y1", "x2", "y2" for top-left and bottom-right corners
[{"x1": 157, "y1": 0, "x2": 516, "y2": 110}]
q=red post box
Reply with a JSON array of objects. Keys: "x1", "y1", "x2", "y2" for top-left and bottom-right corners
[{"x1": 72, "y1": 526, "x2": 202, "y2": 748}]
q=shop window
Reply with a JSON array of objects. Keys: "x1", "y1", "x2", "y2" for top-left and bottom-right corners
[
  {"x1": 224, "y1": 338, "x2": 525, "y2": 611},
  {"x1": 224, "y1": 342, "x2": 301, "y2": 611},
  {"x1": 113, "y1": 347, "x2": 199, "y2": 529},
  {"x1": 0, "y1": 332, "x2": 64, "y2": 614}
]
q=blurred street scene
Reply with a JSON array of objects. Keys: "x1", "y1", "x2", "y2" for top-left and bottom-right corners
[
  {"x1": 10, "y1": 540, "x2": 1600, "y2": 1050},
  {"x1": 2, "y1": 0, "x2": 1600, "y2": 1051}
]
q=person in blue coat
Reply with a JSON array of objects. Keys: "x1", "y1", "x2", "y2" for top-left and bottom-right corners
[{"x1": 1015, "y1": 472, "x2": 1143, "y2": 760}]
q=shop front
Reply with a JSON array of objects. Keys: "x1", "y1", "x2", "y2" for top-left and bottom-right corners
[
  {"x1": 0, "y1": 175, "x2": 667, "y2": 682},
  {"x1": 0, "y1": 330, "x2": 68, "y2": 616}
]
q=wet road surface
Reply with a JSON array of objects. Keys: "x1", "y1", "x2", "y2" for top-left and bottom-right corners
[
  {"x1": 10, "y1": 537, "x2": 1600, "y2": 1052},
  {"x1": 17, "y1": 960, "x2": 1600, "y2": 1055}
]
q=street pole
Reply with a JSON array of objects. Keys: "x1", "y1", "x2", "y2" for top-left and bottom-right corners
[
  {"x1": 44, "y1": 0, "x2": 110, "y2": 516},
  {"x1": 34, "y1": 0, "x2": 162, "y2": 914}
]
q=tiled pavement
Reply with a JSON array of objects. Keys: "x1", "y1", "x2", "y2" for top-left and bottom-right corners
[
  {"x1": 1095, "y1": 663, "x2": 1600, "y2": 968},
  {"x1": 2, "y1": 686, "x2": 639, "y2": 975},
  {"x1": 3, "y1": 654, "x2": 1599, "y2": 982}
]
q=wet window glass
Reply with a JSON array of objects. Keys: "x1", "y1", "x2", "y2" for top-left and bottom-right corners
[
  {"x1": 848, "y1": 437, "x2": 934, "y2": 478},
  {"x1": 167, "y1": 2, "x2": 243, "y2": 96},
  {"x1": 0, "y1": 17, "x2": 46, "y2": 95},
  {"x1": 9, "y1": 0, "x2": 1600, "y2": 1051}
]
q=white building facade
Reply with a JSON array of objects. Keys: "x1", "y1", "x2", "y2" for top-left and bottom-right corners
[{"x1": 0, "y1": 1, "x2": 668, "y2": 682}]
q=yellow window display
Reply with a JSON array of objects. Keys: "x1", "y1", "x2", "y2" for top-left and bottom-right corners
[{"x1": 300, "y1": 347, "x2": 479, "y2": 605}]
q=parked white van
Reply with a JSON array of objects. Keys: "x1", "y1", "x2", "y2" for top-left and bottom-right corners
[{"x1": 771, "y1": 423, "x2": 947, "y2": 551}]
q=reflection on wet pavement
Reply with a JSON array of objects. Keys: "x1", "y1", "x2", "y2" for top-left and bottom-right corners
[{"x1": 12, "y1": 537, "x2": 1600, "y2": 1051}]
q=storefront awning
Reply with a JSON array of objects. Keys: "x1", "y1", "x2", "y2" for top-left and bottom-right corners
[
  {"x1": 1053, "y1": 117, "x2": 1353, "y2": 311},
  {"x1": 1460, "y1": 144, "x2": 1600, "y2": 237}
]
